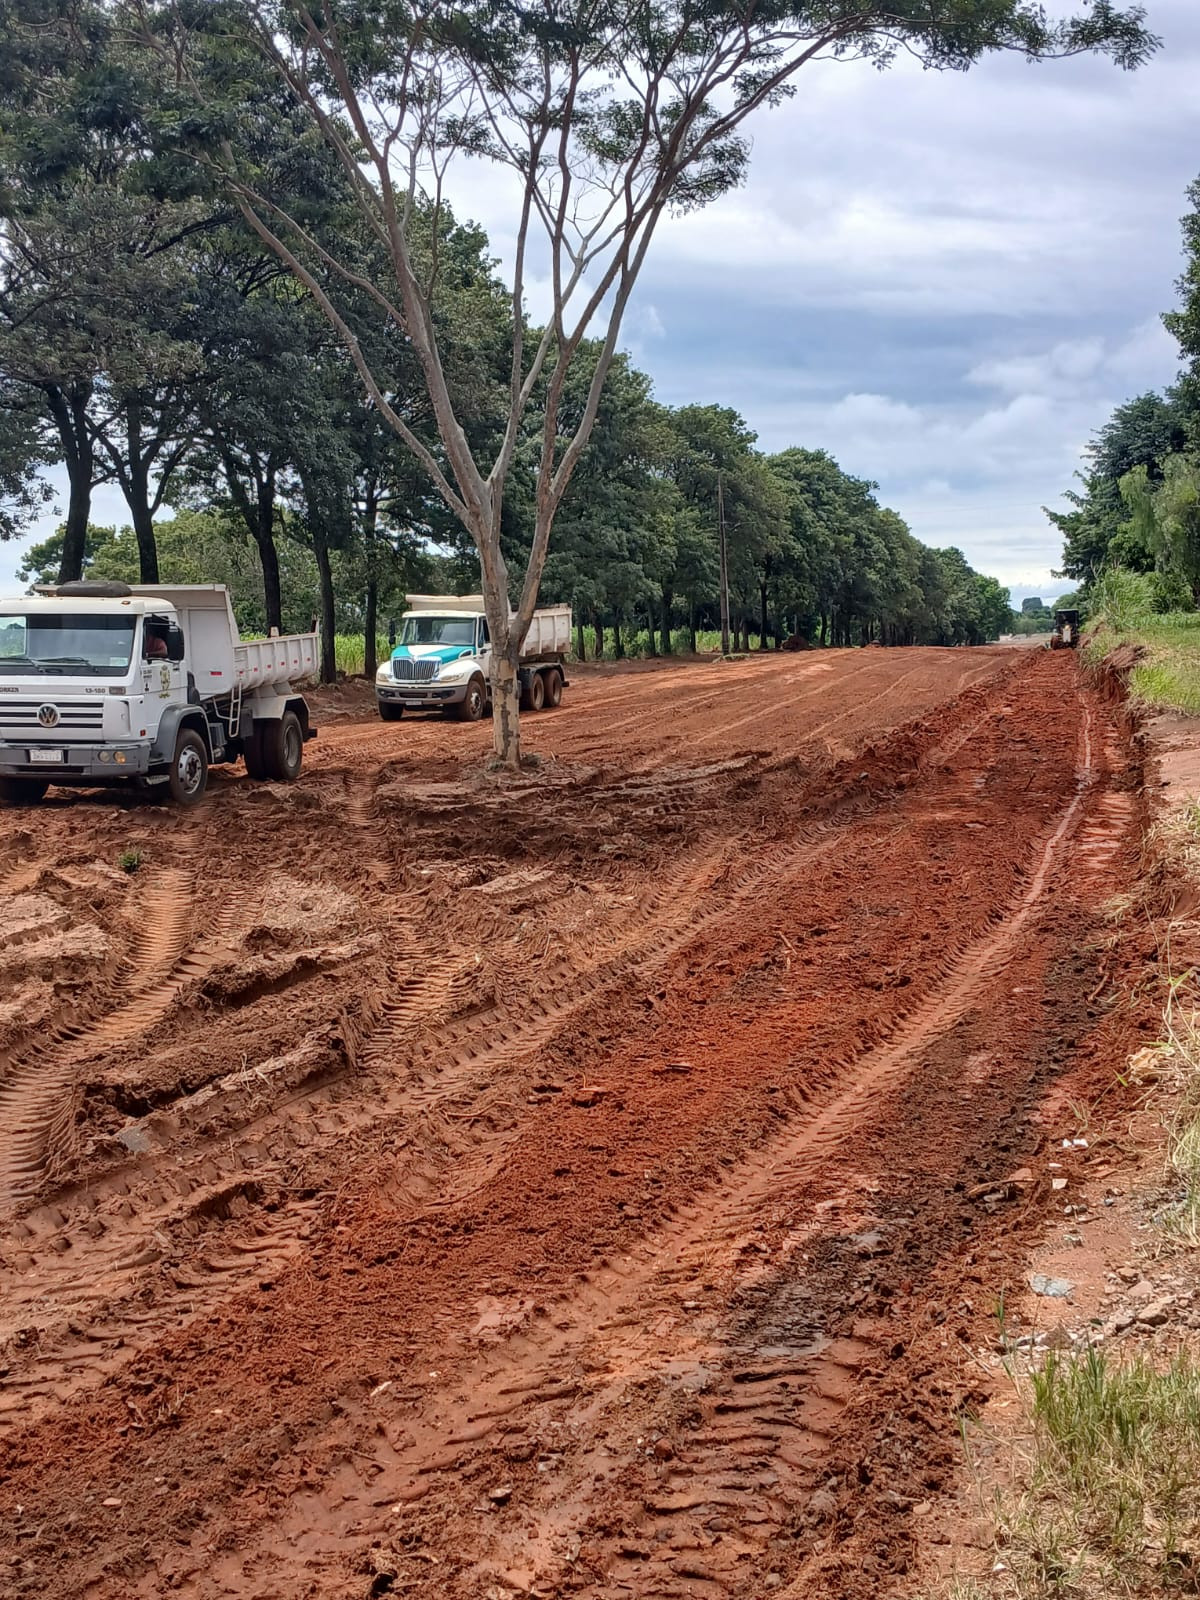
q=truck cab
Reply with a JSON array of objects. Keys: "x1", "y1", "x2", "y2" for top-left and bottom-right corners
[
  {"x1": 374, "y1": 594, "x2": 571, "y2": 723},
  {"x1": 0, "y1": 582, "x2": 317, "y2": 805},
  {"x1": 375, "y1": 605, "x2": 492, "y2": 721}
]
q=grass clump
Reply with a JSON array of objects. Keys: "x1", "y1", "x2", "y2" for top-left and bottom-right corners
[
  {"x1": 118, "y1": 847, "x2": 142, "y2": 874},
  {"x1": 992, "y1": 1347, "x2": 1200, "y2": 1596},
  {"x1": 1087, "y1": 574, "x2": 1200, "y2": 714}
]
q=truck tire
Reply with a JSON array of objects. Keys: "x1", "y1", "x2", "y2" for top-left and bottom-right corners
[
  {"x1": 261, "y1": 711, "x2": 304, "y2": 782},
  {"x1": 378, "y1": 701, "x2": 404, "y2": 723},
  {"x1": 525, "y1": 671, "x2": 545, "y2": 712},
  {"x1": 542, "y1": 668, "x2": 563, "y2": 708},
  {"x1": 454, "y1": 677, "x2": 487, "y2": 722},
  {"x1": 242, "y1": 725, "x2": 268, "y2": 780},
  {"x1": 0, "y1": 776, "x2": 49, "y2": 807},
  {"x1": 168, "y1": 729, "x2": 208, "y2": 805}
]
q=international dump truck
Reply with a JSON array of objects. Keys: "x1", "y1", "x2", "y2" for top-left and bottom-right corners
[
  {"x1": 0, "y1": 582, "x2": 317, "y2": 806},
  {"x1": 375, "y1": 594, "x2": 571, "y2": 722}
]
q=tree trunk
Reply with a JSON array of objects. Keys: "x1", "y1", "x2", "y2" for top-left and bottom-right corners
[
  {"x1": 614, "y1": 615, "x2": 625, "y2": 659},
  {"x1": 594, "y1": 612, "x2": 605, "y2": 660},
  {"x1": 491, "y1": 648, "x2": 522, "y2": 767},
  {"x1": 646, "y1": 607, "x2": 658, "y2": 657},
  {"x1": 759, "y1": 581, "x2": 770, "y2": 649},
  {"x1": 364, "y1": 574, "x2": 378, "y2": 679},
  {"x1": 48, "y1": 385, "x2": 93, "y2": 583},
  {"x1": 575, "y1": 618, "x2": 586, "y2": 660},
  {"x1": 124, "y1": 406, "x2": 159, "y2": 583},
  {"x1": 221, "y1": 449, "x2": 283, "y2": 633},
  {"x1": 255, "y1": 526, "x2": 283, "y2": 635},
  {"x1": 130, "y1": 491, "x2": 160, "y2": 584},
  {"x1": 312, "y1": 526, "x2": 337, "y2": 684},
  {"x1": 362, "y1": 487, "x2": 380, "y2": 680},
  {"x1": 661, "y1": 586, "x2": 673, "y2": 653},
  {"x1": 688, "y1": 602, "x2": 698, "y2": 654}
]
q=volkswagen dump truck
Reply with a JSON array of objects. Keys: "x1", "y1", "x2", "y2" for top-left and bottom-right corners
[
  {"x1": 0, "y1": 582, "x2": 318, "y2": 806},
  {"x1": 375, "y1": 594, "x2": 571, "y2": 722}
]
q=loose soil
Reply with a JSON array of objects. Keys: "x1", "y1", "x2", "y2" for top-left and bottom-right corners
[{"x1": 0, "y1": 645, "x2": 1152, "y2": 1599}]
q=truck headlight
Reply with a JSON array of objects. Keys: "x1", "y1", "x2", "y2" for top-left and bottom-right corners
[{"x1": 375, "y1": 662, "x2": 393, "y2": 684}]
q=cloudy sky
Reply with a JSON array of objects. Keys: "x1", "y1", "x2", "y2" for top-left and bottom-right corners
[{"x1": 6, "y1": 0, "x2": 1199, "y2": 603}]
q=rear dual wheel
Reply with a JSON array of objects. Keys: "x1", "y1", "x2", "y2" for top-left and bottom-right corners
[
  {"x1": 242, "y1": 711, "x2": 304, "y2": 783},
  {"x1": 521, "y1": 669, "x2": 562, "y2": 712}
]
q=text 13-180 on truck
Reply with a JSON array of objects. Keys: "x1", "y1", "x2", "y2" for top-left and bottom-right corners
[
  {"x1": 375, "y1": 595, "x2": 571, "y2": 722},
  {"x1": 0, "y1": 582, "x2": 318, "y2": 807}
]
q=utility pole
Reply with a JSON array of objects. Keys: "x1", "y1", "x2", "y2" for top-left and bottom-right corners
[{"x1": 717, "y1": 471, "x2": 730, "y2": 656}]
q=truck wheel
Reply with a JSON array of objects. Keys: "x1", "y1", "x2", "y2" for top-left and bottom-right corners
[
  {"x1": 525, "y1": 671, "x2": 545, "y2": 712},
  {"x1": 168, "y1": 729, "x2": 208, "y2": 805},
  {"x1": 0, "y1": 776, "x2": 49, "y2": 807},
  {"x1": 241, "y1": 725, "x2": 268, "y2": 780},
  {"x1": 542, "y1": 668, "x2": 563, "y2": 708},
  {"x1": 455, "y1": 677, "x2": 487, "y2": 722},
  {"x1": 261, "y1": 711, "x2": 304, "y2": 782},
  {"x1": 379, "y1": 701, "x2": 404, "y2": 723}
]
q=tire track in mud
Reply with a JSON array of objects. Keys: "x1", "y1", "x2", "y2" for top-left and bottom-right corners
[
  {"x1": 161, "y1": 679, "x2": 1126, "y2": 1600},
  {"x1": 0, "y1": 813, "x2": 858, "y2": 1430},
  {"x1": 0, "y1": 865, "x2": 196, "y2": 1207},
  {"x1": 0, "y1": 663, "x2": 1038, "y2": 1431},
  {"x1": 0, "y1": 647, "x2": 1009, "y2": 1433}
]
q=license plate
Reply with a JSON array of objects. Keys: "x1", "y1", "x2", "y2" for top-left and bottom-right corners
[{"x1": 27, "y1": 747, "x2": 65, "y2": 764}]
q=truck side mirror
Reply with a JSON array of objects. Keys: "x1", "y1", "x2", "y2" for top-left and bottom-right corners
[{"x1": 166, "y1": 624, "x2": 185, "y2": 662}]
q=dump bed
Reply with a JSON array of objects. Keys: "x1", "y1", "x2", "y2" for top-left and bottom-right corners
[
  {"x1": 234, "y1": 634, "x2": 319, "y2": 690},
  {"x1": 521, "y1": 605, "x2": 571, "y2": 659},
  {"x1": 126, "y1": 585, "x2": 317, "y2": 697},
  {"x1": 402, "y1": 594, "x2": 571, "y2": 660}
]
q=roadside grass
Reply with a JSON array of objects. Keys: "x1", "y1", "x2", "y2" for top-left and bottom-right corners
[
  {"x1": 327, "y1": 627, "x2": 768, "y2": 676},
  {"x1": 1011, "y1": 1346, "x2": 1200, "y2": 1596},
  {"x1": 932, "y1": 1348, "x2": 1200, "y2": 1600},
  {"x1": 1158, "y1": 948, "x2": 1200, "y2": 1243},
  {"x1": 1087, "y1": 575, "x2": 1200, "y2": 714}
]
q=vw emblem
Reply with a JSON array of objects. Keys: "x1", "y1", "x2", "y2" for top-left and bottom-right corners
[{"x1": 36, "y1": 704, "x2": 60, "y2": 729}]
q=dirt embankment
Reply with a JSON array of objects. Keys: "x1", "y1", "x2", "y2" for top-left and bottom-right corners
[{"x1": 0, "y1": 645, "x2": 1152, "y2": 1600}]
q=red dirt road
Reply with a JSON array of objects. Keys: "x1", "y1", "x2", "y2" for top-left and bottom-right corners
[{"x1": 0, "y1": 645, "x2": 1148, "y2": 1599}]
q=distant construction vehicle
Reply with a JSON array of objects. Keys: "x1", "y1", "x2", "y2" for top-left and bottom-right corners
[
  {"x1": 0, "y1": 582, "x2": 318, "y2": 806},
  {"x1": 375, "y1": 594, "x2": 571, "y2": 722},
  {"x1": 1049, "y1": 608, "x2": 1080, "y2": 650}
]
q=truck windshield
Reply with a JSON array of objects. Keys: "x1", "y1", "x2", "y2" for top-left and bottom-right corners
[
  {"x1": 399, "y1": 616, "x2": 475, "y2": 647},
  {"x1": 0, "y1": 613, "x2": 137, "y2": 675}
]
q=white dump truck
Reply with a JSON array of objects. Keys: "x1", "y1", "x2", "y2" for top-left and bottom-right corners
[
  {"x1": 0, "y1": 582, "x2": 318, "y2": 806},
  {"x1": 375, "y1": 594, "x2": 571, "y2": 722}
]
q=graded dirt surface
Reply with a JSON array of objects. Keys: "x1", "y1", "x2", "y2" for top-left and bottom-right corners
[{"x1": 0, "y1": 644, "x2": 1151, "y2": 1600}]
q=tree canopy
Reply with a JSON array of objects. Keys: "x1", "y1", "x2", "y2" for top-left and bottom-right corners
[{"x1": 3, "y1": 0, "x2": 1094, "y2": 699}]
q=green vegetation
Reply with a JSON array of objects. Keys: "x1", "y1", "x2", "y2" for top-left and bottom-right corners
[
  {"x1": 118, "y1": 848, "x2": 142, "y2": 874},
  {"x1": 931, "y1": 1348, "x2": 1200, "y2": 1600},
  {"x1": 1050, "y1": 173, "x2": 1200, "y2": 665},
  {"x1": 1084, "y1": 574, "x2": 1200, "y2": 714},
  {"x1": 1010, "y1": 1348, "x2": 1200, "y2": 1597},
  {"x1": 1, "y1": 0, "x2": 1113, "y2": 703}
]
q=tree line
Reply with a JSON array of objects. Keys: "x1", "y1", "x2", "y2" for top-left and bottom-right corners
[
  {"x1": 1049, "y1": 174, "x2": 1200, "y2": 611},
  {"x1": 1, "y1": 1, "x2": 1136, "y2": 702}
]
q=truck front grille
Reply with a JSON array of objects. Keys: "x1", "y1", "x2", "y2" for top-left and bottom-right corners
[
  {"x1": 393, "y1": 658, "x2": 439, "y2": 683},
  {"x1": 0, "y1": 700, "x2": 104, "y2": 734}
]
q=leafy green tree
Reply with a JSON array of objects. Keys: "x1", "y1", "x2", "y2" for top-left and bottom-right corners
[
  {"x1": 143, "y1": 0, "x2": 1154, "y2": 763},
  {"x1": 1121, "y1": 455, "x2": 1200, "y2": 605}
]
